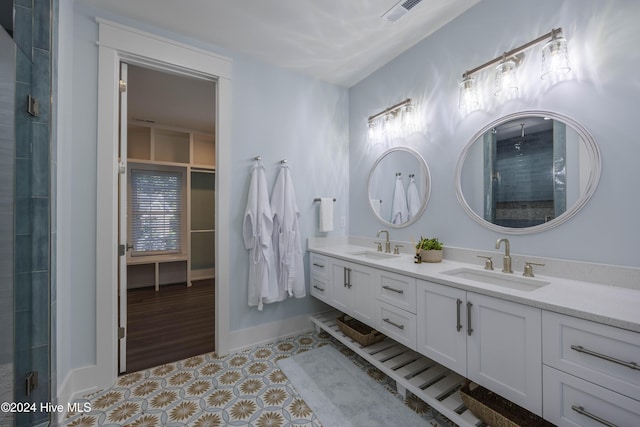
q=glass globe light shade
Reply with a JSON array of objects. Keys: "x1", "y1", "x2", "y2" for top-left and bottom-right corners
[
  {"x1": 494, "y1": 59, "x2": 518, "y2": 97},
  {"x1": 541, "y1": 36, "x2": 570, "y2": 79},
  {"x1": 459, "y1": 76, "x2": 479, "y2": 112}
]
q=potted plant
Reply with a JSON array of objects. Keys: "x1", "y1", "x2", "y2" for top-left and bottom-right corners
[{"x1": 416, "y1": 237, "x2": 444, "y2": 263}]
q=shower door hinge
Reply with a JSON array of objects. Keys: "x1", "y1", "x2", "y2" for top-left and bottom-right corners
[
  {"x1": 27, "y1": 95, "x2": 39, "y2": 117},
  {"x1": 119, "y1": 80, "x2": 127, "y2": 93},
  {"x1": 25, "y1": 371, "x2": 38, "y2": 396},
  {"x1": 118, "y1": 327, "x2": 125, "y2": 339}
]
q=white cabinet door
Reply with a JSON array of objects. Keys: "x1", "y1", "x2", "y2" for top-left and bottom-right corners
[
  {"x1": 467, "y1": 292, "x2": 543, "y2": 416},
  {"x1": 328, "y1": 259, "x2": 377, "y2": 325},
  {"x1": 349, "y1": 264, "x2": 377, "y2": 326},
  {"x1": 330, "y1": 259, "x2": 352, "y2": 315},
  {"x1": 416, "y1": 280, "x2": 467, "y2": 376}
]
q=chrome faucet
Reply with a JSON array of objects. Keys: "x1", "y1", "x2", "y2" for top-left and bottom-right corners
[
  {"x1": 495, "y1": 238, "x2": 513, "y2": 273},
  {"x1": 377, "y1": 230, "x2": 391, "y2": 253}
]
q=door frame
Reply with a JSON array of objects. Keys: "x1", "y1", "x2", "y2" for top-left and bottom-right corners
[{"x1": 95, "y1": 19, "x2": 231, "y2": 388}]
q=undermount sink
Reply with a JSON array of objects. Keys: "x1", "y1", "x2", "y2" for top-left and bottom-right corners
[
  {"x1": 442, "y1": 267, "x2": 550, "y2": 292},
  {"x1": 347, "y1": 250, "x2": 400, "y2": 260}
]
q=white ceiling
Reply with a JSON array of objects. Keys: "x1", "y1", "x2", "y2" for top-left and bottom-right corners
[{"x1": 80, "y1": 0, "x2": 479, "y2": 87}]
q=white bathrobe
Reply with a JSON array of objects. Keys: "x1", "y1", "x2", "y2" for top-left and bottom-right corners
[
  {"x1": 407, "y1": 177, "x2": 421, "y2": 221},
  {"x1": 271, "y1": 165, "x2": 306, "y2": 299},
  {"x1": 391, "y1": 176, "x2": 409, "y2": 224},
  {"x1": 243, "y1": 161, "x2": 278, "y2": 310}
]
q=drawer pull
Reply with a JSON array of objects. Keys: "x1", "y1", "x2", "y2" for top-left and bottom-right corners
[
  {"x1": 456, "y1": 299, "x2": 462, "y2": 332},
  {"x1": 312, "y1": 285, "x2": 325, "y2": 291},
  {"x1": 571, "y1": 405, "x2": 618, "y2": 427},
  {"x1": 312, "y1": 263, "x2": 325, "y2": 268},
  {"x1": 383, "y1": 318, "x2": 405, "y2": 330},
  {"x1": 570, "y1": 345, "x2": 640, "y2": 371},
  {"x1": 382, "y1": 285, "x2": 404, "y2": 294}
]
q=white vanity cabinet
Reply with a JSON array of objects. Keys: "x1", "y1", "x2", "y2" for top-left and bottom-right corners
[
  {"x1": 416, "y1": 280, "x2": 467, "y2": 375},
  {"x1": 374, "y1": 271, "x2": 417, "y2": 349},
  {"x1": 542, "y1": 311, "x2": 640, "y2": 426},
  {"x1": 309, "y1": 253, "x2": 331, "y2": 304},
  {"x1": 467, "y1": 292, "x2": 542, "y2": 416},
  {"x1": 329, "y1": 259, "x2": 378, "y2": 326},
  {"x1": 416, "y1": 280, "x2": 543, "y2": 416}
]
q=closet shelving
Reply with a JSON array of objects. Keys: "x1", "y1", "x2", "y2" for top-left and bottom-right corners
[{"x1": 126, "y1": 123, "x2": 215, "y2": 290}]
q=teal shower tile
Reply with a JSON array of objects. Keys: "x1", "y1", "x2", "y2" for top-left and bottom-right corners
[
  {"x1": 15, "y1": 196, "x2": 31, "y2": 235},
  {"x1": 15, "y1": 272, "x2": 33, "y2": 311},
  {"x1": 15, "y1": 234, "x2": 32, "y2": 274},
  {"x1": 32, "y1": 123, "x2": 50, "y2": 197},
  {"x1": 14, "y1": 309, "x2": 31, "y2": 351},
  {"x1": 32, "y1": 198, "x2": 50, "y2": 271},
  {"x1": 32, "y1": 49, "x2": 50, "y2": 124},
  {"x1": 13, "y1": 5, "x2": 32, "y2": 61},
  {"x1": 33, "y1": 0, "x2": 50, "y2": 51},
  {"x1": 16, "y1": 47, "x2": 32, "y2": 84},
  {"x1": 31, "y1": 273, "x2": 49, "y2": 347},
  {"x1": 16, "y1": 0, "x2": 33, "y2": 8},
  {"x1": 15, "y1": 81, "x2": 33, "y2": 159},
  {"x1": 15, "y1": 159, "x2": 32, "y2": 198}
]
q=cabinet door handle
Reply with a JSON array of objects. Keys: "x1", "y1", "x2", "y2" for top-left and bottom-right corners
[
  {"x1": 456, "y1": 299, "x2": 462, "y2": 332},
  {"x1": 466, "y1": 302, "x2": 473, "y2": 336},
  {"x1": 571, "y1": 405, "x2": 618, "y2": 427},
  {"x1": 570, "y1": 345, "x2": 640, "y2": 370},
  {"x1": 343, "y1": 267, "x2": 352, "y2": 288},
  {"x1": 312, "y1": 285, "x2": 324, "y2": 291},
  {"x1": 343, "y1": 267, "x2": 348, "y2": 287},
  {"x1": 383, "y1": 318, "x2": 405, "y2": 330},
  {"x1": 313, "y1": 263, "x2": 325, "y2": 268},
  {"x1": 382, "y1": 285, "x2": 404, "y2": 294}
]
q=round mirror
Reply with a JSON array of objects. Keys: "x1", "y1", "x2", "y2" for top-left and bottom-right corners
[
  {"x1": 455, "y1": 110, "x2": 601, "y2": 234},
  {"x1": 368, "y1": 147, "x2": 431, "y2": 228}
]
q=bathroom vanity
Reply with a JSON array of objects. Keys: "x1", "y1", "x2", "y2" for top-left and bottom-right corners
[{"x1": 308, "y1": 237, "x2": 640, "y2": 426}]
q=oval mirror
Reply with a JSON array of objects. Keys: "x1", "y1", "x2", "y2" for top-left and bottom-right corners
[
  {"x1": 368, "y1": 147, "x2": 431, "y2": 228},
  {"x1": 455, "y1": 110, "x2": 601, "y2": 234}
]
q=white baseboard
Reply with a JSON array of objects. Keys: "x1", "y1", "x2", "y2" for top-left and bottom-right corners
[
  {"x1": 228, "y1": 313, "x2": 315, "y2": 354},
  {"x1": 55, "y1": 365, "x2": 100, "y2": 425}
]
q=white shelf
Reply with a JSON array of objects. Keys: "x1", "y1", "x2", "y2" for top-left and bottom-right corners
[{"x1": 310, "y1": 310, "x2": 482, "y2": 427}]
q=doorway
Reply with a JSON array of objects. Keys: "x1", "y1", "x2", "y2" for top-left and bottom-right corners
[{"x1": 119, "y1": 64, "x2": 216, "y2": 373}]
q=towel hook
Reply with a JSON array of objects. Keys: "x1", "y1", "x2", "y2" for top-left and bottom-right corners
[
  {"x1": 254, "y1": 156, "x2": 262, "y2": 161},
  {"x1": 280, "y1": 159, "x2": 287, "y2": 164},
  {"x1": 396, "y1": 172, "x2": 402, "y2": 177}
]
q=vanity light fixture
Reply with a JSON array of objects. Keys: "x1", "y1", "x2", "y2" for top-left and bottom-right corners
[
  {"x1": 368, "y1": 98, "x2": 418, "y2": 143},
  {"x1": 458, "y1": 76, "x2": 479, "y2": 113},
  {"x1": 459, "y1": 28, "x2": 570, "y2": 112}
]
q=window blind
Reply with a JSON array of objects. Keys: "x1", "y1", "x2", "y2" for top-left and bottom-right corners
[{"x1": 130, "y1": 169, "x2": 183, "y2": 254}]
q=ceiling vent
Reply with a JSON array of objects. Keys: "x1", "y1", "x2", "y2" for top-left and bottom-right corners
[{"x1": 382, "y1": 0, "x2": 424, "y2": 23}]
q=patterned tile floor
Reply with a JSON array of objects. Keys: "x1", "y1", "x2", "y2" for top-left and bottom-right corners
[{"x1": 63, "y1": 331, "x2": 454, "y2": 426}]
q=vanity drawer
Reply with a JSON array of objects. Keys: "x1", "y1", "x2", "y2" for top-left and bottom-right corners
[
  {"x1": 543, "y1": 366, "x2": 640, "y2": 426},
  {"x1": 375, "y1": 301, "x2": 416, "y2": 350},
  {"x1": 310, "y1": 253, "x2": 329, "y2": 278},
  {"x1": 310, "y1": 275, "x2": 330, "y2": 303},
  {"x1": 542, "y1": 311, "x2": 640, "y2": 399},
  {"x1": 377, "y1": 271, "x2": 417, "y2": 314}
]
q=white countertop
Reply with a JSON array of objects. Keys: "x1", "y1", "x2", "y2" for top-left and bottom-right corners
[{"x1": 308, "y1": 240, "x2": 640, "y2": 333}]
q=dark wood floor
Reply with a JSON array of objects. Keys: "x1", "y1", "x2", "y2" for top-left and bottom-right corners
[{"x1": 125, "y1": 279, "x2": 215, "y2": 373}]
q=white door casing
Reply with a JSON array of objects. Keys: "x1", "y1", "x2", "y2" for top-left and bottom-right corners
[
  {"x1": 95, "y1": 19, "x2": 232, "y2": 390},
  {"x1": 118, "y1": 62, "x2": 128, "y2": 373}
]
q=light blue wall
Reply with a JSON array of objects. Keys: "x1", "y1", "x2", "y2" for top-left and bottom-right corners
[
  {"x1": 61, "y1": 3, "x2": 349, "y2": 369},
  {"x1": 349, "y1": 0, "x2": 640, "y2": 268}
]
